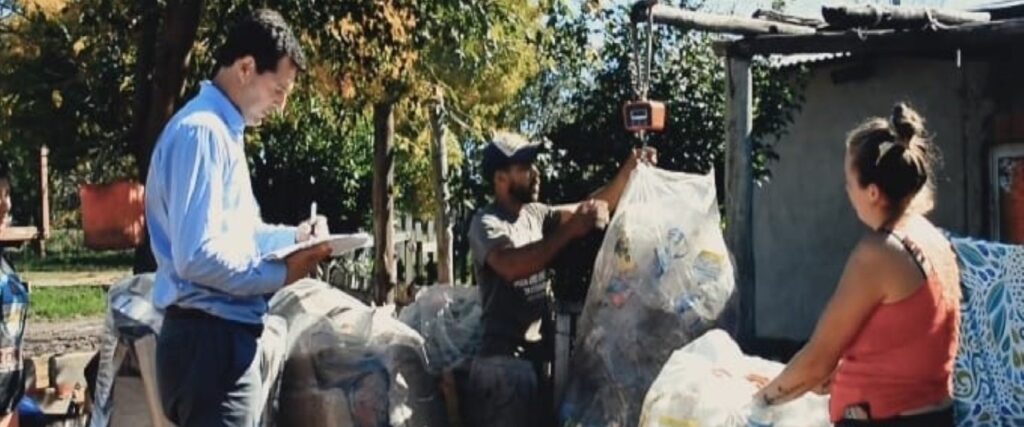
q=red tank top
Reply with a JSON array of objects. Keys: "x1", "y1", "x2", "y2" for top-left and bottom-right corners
[{"x1": 829, "y1": 231, "x2": 959, "y2": 422}]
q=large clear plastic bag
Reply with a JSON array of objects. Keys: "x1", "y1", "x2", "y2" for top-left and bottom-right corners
[
  {"x1": 398, "y1": 285, "x2": 482, "y2": 374},
  {"x1": 560, "y1": 165, "x2": 738, "y2": 427},
  {"x1": 266, "y1": 279, "x2": 448, "y2": 427},
  {"x1": 639, "y1": 329, "x2": 831, "y2": 427}
]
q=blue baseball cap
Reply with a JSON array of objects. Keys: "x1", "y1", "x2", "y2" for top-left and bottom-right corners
[{"x1": 482, "y1": 131, "x2": 543, "y2": 182}]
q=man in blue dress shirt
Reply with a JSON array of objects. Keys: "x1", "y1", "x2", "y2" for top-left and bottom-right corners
[{"x1": 145, "y1": 9, "x2": 331, "y2": 426}]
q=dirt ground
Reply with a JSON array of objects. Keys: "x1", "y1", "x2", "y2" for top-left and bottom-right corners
[
  {"x1": 24, "y1": 316, "x2": 105, "y2": 358},
  {"x1": 21, "y1": 270, "x2": 129, "y2": 288}
]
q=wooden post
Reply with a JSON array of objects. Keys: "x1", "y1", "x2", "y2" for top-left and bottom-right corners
[
  {"x1": 403, "y1": 215, "x2": 414, "y2": 285},
  {"x1": 959, "y1": 61, "x2": 988, "y2": 237},
  {"x1": 35, "y1": 145, "x2": 49, "y2": 257},
  {"x1": 725, "y1": 56, "x2": 756, "y2": 344},
  {"x1": 429, "y1": 87, "x2": 455, "y2": 285}
]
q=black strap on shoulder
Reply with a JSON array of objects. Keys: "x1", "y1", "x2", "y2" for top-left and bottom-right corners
[{"x1": 878, "y1": 228, "x2": 931, "y2": 279}]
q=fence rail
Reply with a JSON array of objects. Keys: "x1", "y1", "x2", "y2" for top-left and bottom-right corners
[{"x1": 322, "y1": 214, "x2": 449, "y2": 302}]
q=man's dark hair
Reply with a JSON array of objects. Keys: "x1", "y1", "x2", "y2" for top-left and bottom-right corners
[
  {"x1": 0, "y1": 160, "x2": 9, "y2": 184},
  {"x1": 214, "y1": 9, "x2": 307, "y2": 74}
]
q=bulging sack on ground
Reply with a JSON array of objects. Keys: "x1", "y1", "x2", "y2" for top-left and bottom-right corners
[
  {"x1": 91, "y1": 273, "x2": 161, "y2": 427},
  {"x1": 398, "y1": 285, "x2": 482, "y2": 374},
  {"x1": 639, "y1": 330, "x2": 830, "y2": 427},
  {"x1": 457, "y1": 355, "x2": 542, "y2": 427},
  {"x1": 560, "y1": 165, "x2": 737, "y2": 427},
  {"x1": 267, "y1": 279, "x2": 447, "y2": 427}
]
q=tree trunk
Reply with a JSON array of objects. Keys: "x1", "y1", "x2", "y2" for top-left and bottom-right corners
[
  {"x1": 372, "y1": 102, "x2": 397, "y2": 304},
  {"x1": 429, "y1": 88, "x2": 454, "y2": 286},
  {"x1": 131, "y1": 0, "x2": 204, "y2": 274},
  {"x1": 128, "y1": 0, "x2": 160, "y2": 181}
]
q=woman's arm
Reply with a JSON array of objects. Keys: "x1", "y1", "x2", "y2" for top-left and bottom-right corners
[{"x1": 754, "y1": 235, "x2": 892, "y2": 405}]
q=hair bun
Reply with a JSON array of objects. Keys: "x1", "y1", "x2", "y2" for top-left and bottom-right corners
[{"x1": 890, "y1": 102, "x2": 926, "y2": 146}]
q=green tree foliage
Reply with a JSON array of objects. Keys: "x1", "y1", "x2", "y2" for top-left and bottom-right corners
[
  {"x1": 449, "y1": 1, "x2": 808, "y2": 288},
  {"x1": 524, "y1": 2, "x2": 807, "y2": 199},
  {"x1": 0, "y1": 0, "x2": 138, "y2": 226},
  {"x1": 263, "y1": 0, "x2": 549, "y2": 299},
  {"x1": 0, "y1": 0, "x2": 545, "y2": 229},
  {"x1": 249, "y1": 89, "x2": 375, "y2": 233},
  {"x1": 1, "y1": 0, "x2": 807, "y2": 297}
]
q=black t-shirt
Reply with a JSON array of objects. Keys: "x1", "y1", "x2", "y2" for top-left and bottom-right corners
[{"x1": 468, "y1": 203, "x2": 560, "y2": 356}]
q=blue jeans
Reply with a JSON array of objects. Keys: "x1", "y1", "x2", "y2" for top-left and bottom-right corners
[{"x1": 156, "y1": 307, "x2": 264, "y2": 427}]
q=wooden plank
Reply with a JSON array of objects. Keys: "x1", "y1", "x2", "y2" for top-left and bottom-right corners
[
  {"x1": 724, "y1": 56, "x2": 756, "y2": 343},
  {"x1": 639, "y1": 3, "x2": 816, "y2": 35},
  {"x1": 752, "y1": 9, "x2": 825, "y2": 29},
  {"x1": 0, "y1": 226, "x2": 38, "y2": 243},
  {"x1": 720, "y1": 18, "x2": 1024, "y2": 57},
  {"x1": 36, "y1": 145, "x2": 49, "y2": 256},
  {"x1": 415, "y1": 219, "x2": 427, "y2": 241},
  {"x1": 821, "y1": 5, "x2": 990, "y2": 30}
]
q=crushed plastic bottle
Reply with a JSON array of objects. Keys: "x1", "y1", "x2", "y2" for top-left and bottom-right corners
[{"x1": 748, "y1": 400, "x2": 775, "y2": 427}]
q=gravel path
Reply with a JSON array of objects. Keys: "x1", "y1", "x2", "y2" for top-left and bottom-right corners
[
  {"x1": 21, "y1": 270, "x2": 129, "y2": 288},
  {"x1": 24, "y1": 316, "x2": 105, "y2": 358}
]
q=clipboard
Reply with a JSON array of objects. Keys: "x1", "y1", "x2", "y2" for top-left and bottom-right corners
[{"x1": 263, "y1": 232, "x2": 373, "y2": 261}]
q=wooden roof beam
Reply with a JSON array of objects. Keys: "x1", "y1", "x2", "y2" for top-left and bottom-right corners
[
  {"x1": 822, "y1": 5, "x2": 990, "y2": 30},
  {"x1": 630, "y1": 2, "x2": 816, "y2": 36}
]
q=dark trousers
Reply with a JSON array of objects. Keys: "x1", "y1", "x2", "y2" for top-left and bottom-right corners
[
  {"x1": 836, "y1": 406, "x2": 954, "y2": 427},
  {"x1": 156, "y1": 307, "x2": 264, "y2": 427}
]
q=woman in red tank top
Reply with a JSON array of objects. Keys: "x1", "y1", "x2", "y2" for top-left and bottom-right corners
[{"x1": 753, "y1": 103, "x2": 961, "y2": 426}]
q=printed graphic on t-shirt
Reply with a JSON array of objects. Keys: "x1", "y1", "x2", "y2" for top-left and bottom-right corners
[{"x1": 514, "y1": 271, "x2": 550, "y2": 303}]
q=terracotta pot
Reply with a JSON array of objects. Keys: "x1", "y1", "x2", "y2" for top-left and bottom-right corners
[{"x1": 79, "y1": 181, "x2": 145, "y2": 250}]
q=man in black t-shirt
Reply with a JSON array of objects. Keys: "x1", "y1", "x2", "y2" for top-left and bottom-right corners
[{"x1": 465, "y1": 131, "x2": 654, "y2": 426}]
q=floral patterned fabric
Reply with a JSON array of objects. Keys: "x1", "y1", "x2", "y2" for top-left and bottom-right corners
[{"x1": 950, "y1": 236, "x2": 1024, "y2": 426}]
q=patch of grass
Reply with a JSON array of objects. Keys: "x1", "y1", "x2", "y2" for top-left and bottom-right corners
[
  {"x1": 6, "y1": 229, "x2": 133, "y2": 272},
  {"x1": 16, "y1": 251, "x2": 133, "y2": 272},
  {"x1": 29, "y1": 286, "x2": 107, "y2": 321}
]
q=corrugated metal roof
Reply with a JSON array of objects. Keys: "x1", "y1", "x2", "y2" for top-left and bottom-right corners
[
  {"x1": 973, "y1": 0, "x2": 1024, "y2": 11},
  {"x1": 970, "y1": 1, "x2": 1024, "y2": 19},
  {"x1": 765, "y1": 52, "x2": 852, "y2": 69}
]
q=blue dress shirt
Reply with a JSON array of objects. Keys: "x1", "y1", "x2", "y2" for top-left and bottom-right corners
[{"x1": 145, "y1": 81, "x2": 295, "y2": 325}]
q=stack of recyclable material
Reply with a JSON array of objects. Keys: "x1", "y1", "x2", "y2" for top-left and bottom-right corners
[
  {"x1": 268, "y1": 279, "x2": 447, "y2": 427},
  {"x1": 638, "y1": 329, "x2": 830, "y2": 427},
  {"x1": 398, "y1": 285, "x2": 482, "y2": 374}
]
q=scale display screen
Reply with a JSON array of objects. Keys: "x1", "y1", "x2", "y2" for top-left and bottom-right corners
[{"x1": 623, "y1": 100, "x2": 666, "y2": 132}]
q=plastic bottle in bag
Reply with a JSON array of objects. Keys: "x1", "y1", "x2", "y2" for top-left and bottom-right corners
[{"x1": 747, "y1": 401, "x2": 774, "y2": 427}]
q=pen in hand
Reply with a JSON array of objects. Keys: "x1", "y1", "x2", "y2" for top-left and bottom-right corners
[{"x1": 309, "y1": 202, "x2": 318, "y2": 241}]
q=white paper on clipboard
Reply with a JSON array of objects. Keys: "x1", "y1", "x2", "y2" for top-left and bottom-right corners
[{"x1": 263, "y1": 232, "x2": 373, "y2": 261}]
